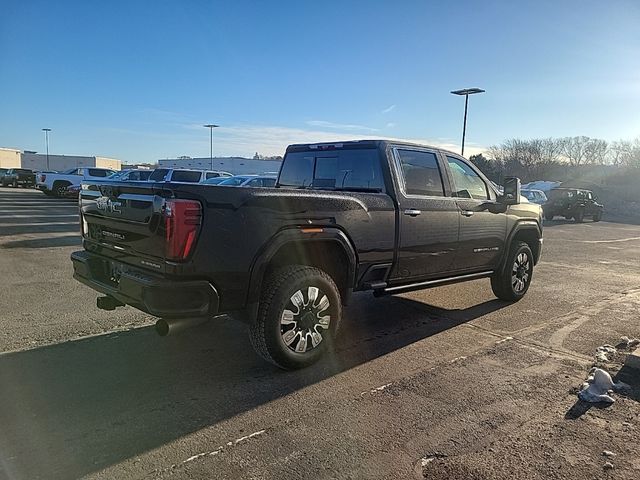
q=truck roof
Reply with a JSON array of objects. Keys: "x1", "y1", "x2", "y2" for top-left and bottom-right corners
[{"x1": 286, "y1": 139, "x2": 458, "y2": 156}]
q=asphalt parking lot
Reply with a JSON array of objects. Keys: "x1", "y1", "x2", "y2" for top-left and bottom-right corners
[{"x1": 1, "y1": 187, "x2": 640, "y2": 480}]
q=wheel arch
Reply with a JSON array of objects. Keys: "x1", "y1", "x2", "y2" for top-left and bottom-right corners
[
  {"x1": 247, "y1": 227, "x2": 357, "y2": 307},
  {"x1": 501, "y1": 221, "x2": 542, "y2": 270}
]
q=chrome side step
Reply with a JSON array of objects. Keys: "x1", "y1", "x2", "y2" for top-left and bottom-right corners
[{"x1": 377, "y1": 270, "x2": 494, "y2": 296}]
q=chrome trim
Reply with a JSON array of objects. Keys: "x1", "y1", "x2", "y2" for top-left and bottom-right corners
[{"x1": 383, "y1": 270, "x2": 494, "y2": 293}]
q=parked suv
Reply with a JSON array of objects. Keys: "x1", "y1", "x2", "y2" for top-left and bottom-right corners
[
  {"x1": 72, "y1": 140, "x2": 543, "y2": 369},
  {"x1": 543, "y1": 188, "x2": 603, "y2": 222}
]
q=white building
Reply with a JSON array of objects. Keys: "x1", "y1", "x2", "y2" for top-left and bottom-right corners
[
  {"x1": 158, "y1": 156, "x2": 282, "y2": 176},
  {"x1": 0, "y1": 147, "x2": 121, "y2": 171}
]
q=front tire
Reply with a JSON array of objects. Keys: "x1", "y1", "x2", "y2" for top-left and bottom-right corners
[
  {"x1": 593, "y1": 211, "x2": 602, "y2": 222},
  {"x1": 249, "y1": 265, "x2": 341, "y2": 370},
  {"x1": 53, "y1": 183, "x2": 69, "y2": 197},
  {"x1": 491, "y1": 241, "x2": 534, "y2": 302},
  {"x1": 574, "y1": 209, "x2": 584, "y2": 223},
  {"x1": 544, "y1": 212, "x2": 554, "y2": 221}
]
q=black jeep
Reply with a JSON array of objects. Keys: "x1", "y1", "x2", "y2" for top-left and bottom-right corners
[{"x1": 543, "y1": 188, "x2": 603, "y2": 222}]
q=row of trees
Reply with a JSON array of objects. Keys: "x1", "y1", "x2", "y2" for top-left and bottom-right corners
[{"x1": 471, "y1": 136, "x2": 640, "y2": 183}]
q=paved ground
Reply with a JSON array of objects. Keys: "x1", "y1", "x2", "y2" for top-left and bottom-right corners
[{"x1": 1, "y1": 187, "x2": 639, "y2": 480}]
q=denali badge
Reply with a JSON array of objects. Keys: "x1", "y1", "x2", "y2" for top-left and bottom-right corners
[
  {"x1": 473, "y1": 246, "x2": 500, "y2": 253},
  {"x1": 101, "y1": 230, "x2": 125, "y2": 240},
  {"x1": 96, "y1": 197, "x2": 122, "y2": 214}
]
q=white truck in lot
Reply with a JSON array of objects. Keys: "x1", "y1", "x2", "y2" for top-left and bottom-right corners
[{"x1": 37, "y1": 167, "x2": 117, "y2": 197}]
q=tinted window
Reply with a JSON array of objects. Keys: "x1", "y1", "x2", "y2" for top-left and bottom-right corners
[
  {"x1": 171, "y1": 170, "x2": 202, "y2": 182},
  {"x1": 446, "y1": 156, "x2": 488, "y2": 200},
  {"x1": 15, "y1": 169, "x2": 32, "y2": 174},
  {"x1": 263, "y1": 178, "x2": 276, "y2": 187},
  {"x1": 149, "y1": 169, "x2": 169, "y2": 181},
  {"x1": 278, "y1": 155, "x2": 315, "y2": 188},
  {"x1": 206, "y1": 172, "x2": 221, "y2": 179},
  {"x1": 279, "y1": 149, "x2": 384, "y2": 191},
  {"x1": 396, "y1": 149, "x2": 445, "y2": 196},
  {"x1": 88, "y1": 169, "x2": 109, "y2": 177}
]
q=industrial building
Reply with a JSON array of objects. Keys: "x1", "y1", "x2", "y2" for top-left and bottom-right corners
[
  {"x1": 158, "y1": 156, "x2": 282, "y2": 176},
  {"x1": 0, "y1": 147, "x2": 121, "y2": 171}
]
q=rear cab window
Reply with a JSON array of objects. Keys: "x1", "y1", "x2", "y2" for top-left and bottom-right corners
[
  {"x1": 149, "y1": 169, "x2": 169, "y2": 181},
  {"x1": 278, "y1": 147, "x2": 384, "y2": 192}
]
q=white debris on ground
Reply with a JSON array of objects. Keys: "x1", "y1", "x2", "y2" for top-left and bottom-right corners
[
  {"x1": 603, "y1": 450, "x2": 617, "y2": 457},
  {"x1": 595, "y1": 344, "x2": 617, "y2": 363},
  {"x1": 578, "y1": 368, "x2": 630, "y2": 403},
  {"x1": 604, "y1": 461, "x2": 615, "y2": 470}
]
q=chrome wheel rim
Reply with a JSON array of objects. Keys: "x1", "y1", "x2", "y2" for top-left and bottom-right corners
[
  {"x1": 280, "y1": 286, "x2": 331, "y2": 353},
  {"x1": 511, "y1": 252, "x2": 531, "y2": 293}
]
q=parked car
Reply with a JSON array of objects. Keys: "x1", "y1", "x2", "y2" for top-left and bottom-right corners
[
  {"x1": 148, "y1": 168, "x2": 232, "y2": 183},
  {"x1": 38, "y1": 167, "x2": 116, "y2": 197},
  {"x1": 522, "y1": 189, "x2": 548, "y2": 205},
  {"x1": 0, "y1": 168, "x2": 9, "y2": 184},
  {"x1": 72, "y1": 139, "x2": 543, "y2": 370},
  {"x1": 107, "y1": 169, "x2": 153, "y2": 181},
  {"x1": 543, "y1": 188, "x2": 603, "y2": 222},
  {"x1": 1, "y1": 168, "x2": 36, "y2": 187},
  {"x1": 215, "y1": 175, "x2": 277, "y2": 187}
]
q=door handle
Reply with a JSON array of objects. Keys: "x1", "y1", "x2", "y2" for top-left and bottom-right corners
[
  {"x1": 461, "y1": 210, "x2": 474, "y2": 217},
  {"x1": 403, "y1": 209, "x2": 422, "y2": 217}
]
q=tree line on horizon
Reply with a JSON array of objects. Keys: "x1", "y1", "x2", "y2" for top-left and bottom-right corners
[{"x1": 470, "y1": 136, "x2": 640, "y2": 183}]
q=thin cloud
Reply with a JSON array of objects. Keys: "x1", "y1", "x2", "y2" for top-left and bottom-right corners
[
  {"x1": 305, "y1": 120, "x2": 378, "y2": 132},
  {"x1": 386, "y1": 122, "x2": 396, "y2": 128},
  {"x1": 381, "y1": 104, "x2": 396, "y2": 114}
]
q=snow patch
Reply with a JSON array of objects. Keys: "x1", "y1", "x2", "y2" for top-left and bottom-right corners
[{"x1": 578, "y1": 368, "x2": 629, "y2": 403}]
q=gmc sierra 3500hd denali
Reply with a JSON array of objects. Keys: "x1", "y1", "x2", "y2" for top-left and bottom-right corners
[{"x1": 71, "y1": 140, "x2": 543, "y2": 369}]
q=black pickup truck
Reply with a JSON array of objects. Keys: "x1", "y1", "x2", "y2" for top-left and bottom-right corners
[
  {"x1": 71, "y1": 140, "x2": 543, "y2": 369},
  {"x1": 1, "y1": 168, "x2": 36, "y2": 187}
]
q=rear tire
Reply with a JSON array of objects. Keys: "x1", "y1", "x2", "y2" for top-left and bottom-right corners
[
  {"x1": 593, "y1": 211, "x2": 602, "y2": 222},
  {"x1": 53, "y1": 182, "x2": 69, "y2": 197},
  {"x1": 249, "y1": 265, "x2": 341, "y2": 370},
  {"x1": 491, "y1": 241, "x2": 534, "y2": 302}
]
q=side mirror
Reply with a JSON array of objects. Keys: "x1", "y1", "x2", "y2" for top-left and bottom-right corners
[{"x1": 500, "y1": 177, "x2": 521, "y2": 205}]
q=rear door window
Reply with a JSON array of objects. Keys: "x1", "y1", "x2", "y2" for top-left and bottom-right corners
[
  {"x1": 88, "y1": 169, "x2": 109, "y2": 177},
  {"x1": 396, "y1": 149, "x2": 445, "y2": 197},
  {"x1": 445, "y1": 156, "x2": 489, "y2": 200},
  {"x1": 149, "y1": 169, "x2": 169, "y2": 181},
  {"x1": 171, "y1": 170, "x2": 203, "y2": 182}
]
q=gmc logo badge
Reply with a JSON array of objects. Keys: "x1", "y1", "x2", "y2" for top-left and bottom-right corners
[{"x1": 96, "y1": 197, "x2": 122, "y2": 214}]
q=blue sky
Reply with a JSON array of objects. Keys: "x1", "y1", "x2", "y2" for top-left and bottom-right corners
[{"x1": 1, "y1": 0, "x2": 639, "y2": 163}]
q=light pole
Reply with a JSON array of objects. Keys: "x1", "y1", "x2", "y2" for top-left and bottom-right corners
[
  {"x1": 203, "y1": 124, "x2": 219, "y2": 170},
  {"x1": 42, "y1": 128, "x2": 52, "y2": 170},
  {"x1": 450, "y1": 88, "x2": 484, "y2": 157}
]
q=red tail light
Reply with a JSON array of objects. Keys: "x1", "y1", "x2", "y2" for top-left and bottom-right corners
[{"x1": 163, "y1": 199, "x2": 202, "y2": 261}]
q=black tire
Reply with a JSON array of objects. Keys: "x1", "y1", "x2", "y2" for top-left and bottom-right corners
[
  {"x1": 249, "y1": 265, "x2": 341, "y2": 370},
  {"x1": 544, "y1": 212, "x2": 554, "y2": 221},
  {"x1": 593, "y1": 211, "x2": 602, "y2": 222},
  {"x1": 53, "y1": 182, "x2": 69, "y2": 197},
  {"x1": 12, "y1": 180, "x2": 18, "y2": 188},
  {"x1": 491, "y1": 241, "x2": 534, "y2": 302},
  {"x1": 574, "y1": 209, "x2": 584, "y2": 223}
]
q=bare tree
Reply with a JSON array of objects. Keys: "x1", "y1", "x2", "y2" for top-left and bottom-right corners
[
  {"x1": 584, "y1": 138, "x2": 608, "y2": 165},
  {"x1": 562, "y1": 136, "x2": 591, "y2": 166}
]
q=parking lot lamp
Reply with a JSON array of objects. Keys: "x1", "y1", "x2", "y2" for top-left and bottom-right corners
[
  {"x1": 203, "y1": 124, "x2": 219, "y2": 170},
  {"x1": 450, "y1": 88, "x2": 484, "y2": 156},
  {"x1": 42, "y1": 128, "x2": 52, "y2": 170}
]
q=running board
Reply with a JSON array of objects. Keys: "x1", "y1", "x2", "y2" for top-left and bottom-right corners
[{"x1": 375, "y1": 271, "x2": 494, "y2": 296}]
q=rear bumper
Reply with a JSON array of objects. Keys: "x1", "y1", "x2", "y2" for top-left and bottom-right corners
[{"x1": 71, "y1": 250, "x2": 219, "y2": 318}]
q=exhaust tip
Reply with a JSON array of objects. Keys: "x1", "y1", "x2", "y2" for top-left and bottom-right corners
[{"x1": 155, "y1": 319, "x2": 170, "y2": 337}]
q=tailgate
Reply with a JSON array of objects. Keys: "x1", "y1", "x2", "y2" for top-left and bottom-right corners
[{"x1": 80, "y1": 182, "x2": 171, "y2": 262}]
